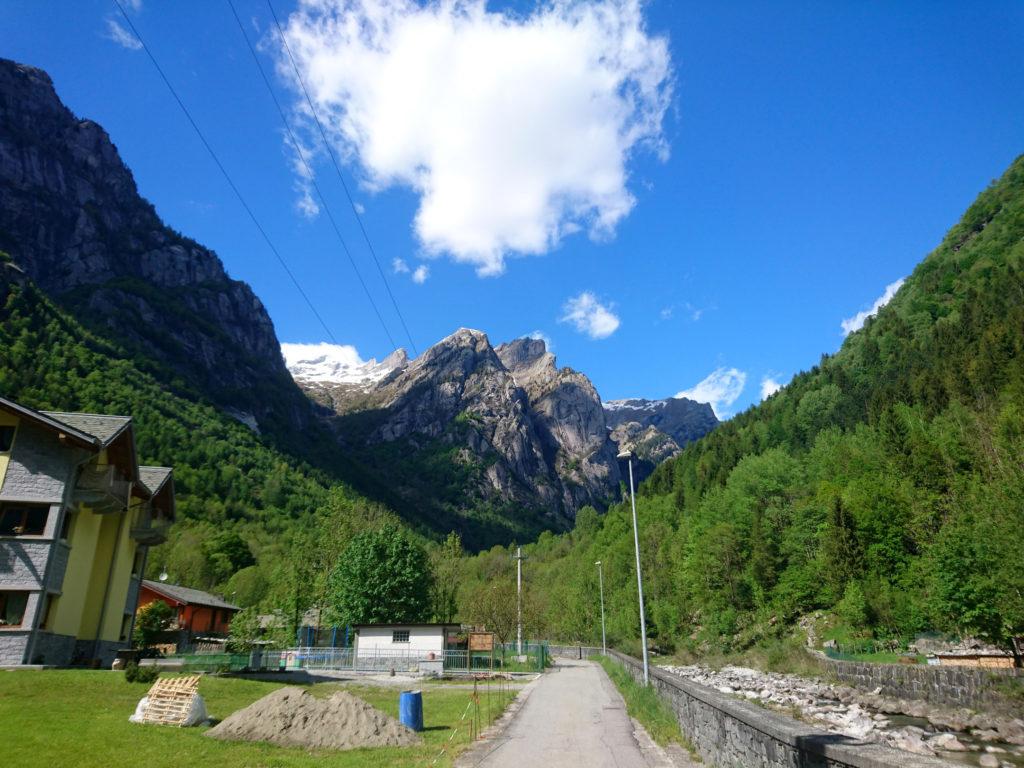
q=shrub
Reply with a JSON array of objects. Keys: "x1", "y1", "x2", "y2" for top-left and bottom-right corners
[{"x1": 124, "y1": 662, "x2": 159, "y2": 684}]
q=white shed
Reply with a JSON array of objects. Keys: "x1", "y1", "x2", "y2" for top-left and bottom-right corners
[{"x1": 353, "y1": 623, "x2": 460, "y2": 657}]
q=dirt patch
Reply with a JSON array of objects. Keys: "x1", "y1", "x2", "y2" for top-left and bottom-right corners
[{"x1": 205, "y1": 686, "x2": 422, "y2": 750}]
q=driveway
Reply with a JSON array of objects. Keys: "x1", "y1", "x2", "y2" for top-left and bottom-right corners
[{"x1": 457, "y1": 658, "x2": 681, "y2": 768}]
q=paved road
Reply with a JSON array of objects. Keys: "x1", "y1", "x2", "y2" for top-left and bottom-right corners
[{"x1": 460, "y1": 659, "x2": 666, "y2": 768}]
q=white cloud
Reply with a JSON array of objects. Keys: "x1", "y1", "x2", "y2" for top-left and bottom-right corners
[
  {"x1": 124, "y1": 0, "x2": 144, "y2": 10},
  {"x1": 412, "y1": 264, "x2": 429, "y2": 284},
  {"x1": 760, "y1": 376, "x2": 783, "y2": 400},
  {"x1": 105, "y1": 18, "x2": 142, "y2": 50},
  {"x1": 354, "y1": 201, "x2": 366, "y2": 214},
  {"x1": 276, "y1": 0, "x2": 672, "y2": 276},
  {"x1": 841, "y1": 278, "x2": 905, "y2": 336},
  {"x1": 676, "y1": 367, "x2": 747, "y2": 418},
  {"x1": 559, "y1": 291, "x2": 620, "y2": 339},
  {"x1": 393, "y1": 258, "x2": 410, "y2": 274},
  {"x1": 659, "y1": 306, "x2": 673, "y2": 321}
]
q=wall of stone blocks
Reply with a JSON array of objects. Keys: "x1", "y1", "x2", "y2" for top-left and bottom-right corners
[
  {"x1": 547, "y1": 644, "x2": 602, "y2": 659},
  {"x1": 0, "y1": 423, "x2": 73, "y2": 503},
  {"x1": 0, "y1": 632, "x2": 28, "y2": 665},
  {"x1": 607, "y1": 651, "x2": 952, "y2": 768},
  {"x1": 30, "y1": 631, "x2": 76, "y2": 665},
  {"x1": 824, "y1": 658, "x2": 1023, "y2": 709},
  {"x1": 0, "y1": 540, "x2": 50, "y2": 587},
  {"x1": 73, "y1": 638, "x2": 126, "y2": 668}
]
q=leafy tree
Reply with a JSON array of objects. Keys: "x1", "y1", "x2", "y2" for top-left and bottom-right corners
[
  {"x1": 430, "y1": 532, "x2": 463, "y2": 623},
  {"x1": 327, "y1": 524, "x2": 433, "y2": 626},
  {"x1": 203, "y1": 531, "x2": 255, "y2": 583},
  {"x1": 133, "y1": 601, "x2": 174, "y2": 649},
  {"x1": 225, "y1": 606, "x2": 263, "y2": 653},
  {"x1": 836, "y1": 582, "x2": 869, "y2": 630}
]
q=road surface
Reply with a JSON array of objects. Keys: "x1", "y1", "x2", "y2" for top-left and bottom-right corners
[{"x1": 459, "y1": 658, "x2": 677, "y2": 768}]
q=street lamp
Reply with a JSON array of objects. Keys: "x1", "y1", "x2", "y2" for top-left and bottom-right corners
[
  {"x1": 595, "y1": 561, "x2": 607, "y2": 655},
  {"x1": 618, "y1": 448, "x2": 650, "y2": 685}
]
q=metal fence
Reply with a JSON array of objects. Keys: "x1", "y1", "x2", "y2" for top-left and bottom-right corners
[
  {"x1": 166, "y1": 642, "x2": 549, "y2": 674},
  {"x1": 275, "y1": 643, "x2": 547, "y2": 673}
]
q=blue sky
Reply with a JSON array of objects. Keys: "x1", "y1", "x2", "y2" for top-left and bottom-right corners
[{"x1": 4, "y1": 1, "x2": 1023, "y2": 416}]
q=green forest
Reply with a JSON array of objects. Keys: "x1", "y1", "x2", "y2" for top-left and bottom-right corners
[
  {"x1": 458, "y1": 155, "x2": 1024, "y2": 656},
  {"x1": 2, "y1": 153, "x2": 1023, "y2": 657}
]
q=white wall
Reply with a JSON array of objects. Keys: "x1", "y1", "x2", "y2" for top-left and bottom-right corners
[{"x1": 355, "y1": 626, "x2": 445, "y2": 655}]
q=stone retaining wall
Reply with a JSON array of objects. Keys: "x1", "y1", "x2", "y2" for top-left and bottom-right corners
[
  {"x1": 823, "y1": 658, "x2": 1022, "y2": 710},
  {"x1": 607, "y1": 650, "x2": 955, "y2": 768},
  {"x1": 547, "y1": 644, "x2": 601, "y2": 660}
]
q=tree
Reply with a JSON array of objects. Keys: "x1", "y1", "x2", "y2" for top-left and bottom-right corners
[
  {"x1": 430, "y1": 531, "x2": 463, "y2": 623},
  {"x1": 225, "y1": 606, "x2": 263, "y2": 652},
  {"x1": 133, "y1": 600, "x2": 174, "y2": 649},
  {"x1": 327, "y1": 524, "x2": 433, "y2": 626},
  {"x1": 464, "y1": 579, "x2": 518, "y2": 646},
  {"x1": 203, "y1": 530, "x2": 255, "y2": 584}
]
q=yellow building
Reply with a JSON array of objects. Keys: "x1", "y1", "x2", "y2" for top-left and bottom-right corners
[{"x1": 0, "y1": 397, "x2": 174, "y2": 666}]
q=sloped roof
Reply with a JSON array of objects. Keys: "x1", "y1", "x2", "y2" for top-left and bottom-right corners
[
  {"x1": 41, "y1": 411, "x2": 132, "y2": 445},
  {"x1": 142, "y1": 580, "x2": 239, "y2": 611},
  {"x1": 137, "y1": 466, "x2": 172, "y2": 495},
  {"x1": 0, "y1": 397, "x2": 98, "y2": 448}
]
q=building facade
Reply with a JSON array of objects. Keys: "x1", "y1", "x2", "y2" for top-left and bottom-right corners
[
  {"x1": 353, "y1": 624, "x2": 461, "y2": 657},
  {"x1": 0, "y1": 397, "x2": 173, "y2": 666},
  {"x1": 137, "y1": 580, "x2": 239, "y2": 652}
]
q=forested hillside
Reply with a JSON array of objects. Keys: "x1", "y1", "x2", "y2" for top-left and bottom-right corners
[
  {"x1": 459, "y1": 155, "x2": 1024, "y2": 655},
  {"x1": 0, "y1": 262, "x2": 401, "y2": 612}
]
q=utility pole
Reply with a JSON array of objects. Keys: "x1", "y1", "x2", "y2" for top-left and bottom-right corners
[
  {"x1": 595, "y1": 560, "x2": 607, "y2": 655},
  {"x1": 619, "y1": 449, "x2": 650, "y2": 685},
  {"x1": 513, "y1": 546, "x2": 525, "y2": 655}
]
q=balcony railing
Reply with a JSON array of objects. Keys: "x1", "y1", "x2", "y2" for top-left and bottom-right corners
[
  {"x1": 130, "y1": 510, "x2": 170, "y2": 545},
  {"x1": 74, "y1": 465, "x2": 131, "y2": 514}
]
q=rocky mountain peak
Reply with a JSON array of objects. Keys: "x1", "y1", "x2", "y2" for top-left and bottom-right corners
[{"x1": 0, "y1": 56, "x2": 306, "y2": 435}]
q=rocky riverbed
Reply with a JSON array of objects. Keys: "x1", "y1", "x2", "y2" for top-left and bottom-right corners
[{"x1": 660, "y1": 664, "x2": 1024, "y2": 767}]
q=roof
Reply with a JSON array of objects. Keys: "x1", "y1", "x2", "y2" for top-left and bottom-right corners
[
  {"x1": 142, "y1": 580, "x2": 240, "y2": 611},
  {"x1": 137, "y1": 466, "x2": 173, "y2": 495},
  {"x1": 0, "y1": 397, "x2": 99, "y2": 449},
  {"x1": 40, "y1": 411, "x2": 132, "y2": 445}
]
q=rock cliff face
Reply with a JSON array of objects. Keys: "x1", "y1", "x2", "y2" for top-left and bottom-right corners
[
  {"x1": 286, "y1": 331, "x2": 622, "y2": 539},
  {"x1": 495, "y1": 338, "x2": 621, "y2": 512},
  {"x1": 603, "y1": 396, "x2": 719, "y2": 483},
  {"x1": 0, "y1": 58, "x2": 307, "y2": 435}
]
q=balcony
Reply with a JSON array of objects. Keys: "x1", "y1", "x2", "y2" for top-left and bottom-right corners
[
  {"x1": 74, "y1": 465, "x2": 131, "y2": 514},
  {"x1": 130, "y1": 510, "x2": 170, "y2": 545}
]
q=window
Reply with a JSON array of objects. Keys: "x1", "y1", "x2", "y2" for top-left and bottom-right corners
[
  {"x1": 392, "y1": 630, "x2": 410, "y2": 643},
  {"x1": 0, "y1": 504, "x2": 48, "y2": 536},
  {"x1": 131, "y1": 549, "x2": 145, "y2": 577},
  {"x1": 0, "y1": 592, "x2": 28, "y2": 627},
  {"x1": 120, "y1": 613, "x2": 133, "y2": 642},
  {"x1": 0, "y1": 426, "x2": 14, "y2": 452}
]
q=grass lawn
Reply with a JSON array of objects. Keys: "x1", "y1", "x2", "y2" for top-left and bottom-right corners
[{"x1": 0, "y1": 670, "x2": 517, "y2": 768}]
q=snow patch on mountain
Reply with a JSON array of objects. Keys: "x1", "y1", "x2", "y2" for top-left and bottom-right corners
[
  {"x1": 603, "y1": 398, "x2": 664, "y2": 412},
  {"x1": 281, "y1": 342, "x2": 406, "y2": 387}
]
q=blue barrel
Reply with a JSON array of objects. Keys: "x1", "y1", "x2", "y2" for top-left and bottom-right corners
[{"x1": 398, "y1": 689, "x2": 423, "y2": 731}]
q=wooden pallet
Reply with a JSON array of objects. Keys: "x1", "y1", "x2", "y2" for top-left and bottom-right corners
[{"x1": 141, "y1": 675, "x2": 202, "y2": 726}]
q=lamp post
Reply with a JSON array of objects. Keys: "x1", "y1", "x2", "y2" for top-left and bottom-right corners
[
  {"x1": 618, "y1": 448, "x2": 650, "y2": 685},
  {"x1": 513, "y1": 546, "x2": 525, "y2": 655},
  {"x1": 595, "y1": 561, "x2": 607, "y2": 655}
]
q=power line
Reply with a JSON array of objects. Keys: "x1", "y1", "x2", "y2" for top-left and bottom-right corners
[
  {"x1": 224, "y1": 0, "x2": 399, "y2": 352},
  {"x1": 267, "y1": 0, "x2": 419, "y2": 357},
  {"x1": 114, "y1": 0, "x2": 369, "y2": 349}
]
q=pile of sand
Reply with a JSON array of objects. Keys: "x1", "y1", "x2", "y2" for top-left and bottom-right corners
[{"x1": 205, "y1": 686, "x2": 422, "y2": 750}]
